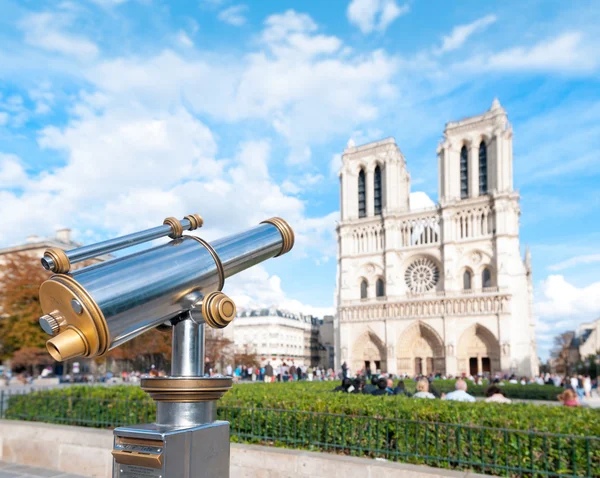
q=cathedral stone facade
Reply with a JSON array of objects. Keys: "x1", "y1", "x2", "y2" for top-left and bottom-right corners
[{"x1": 334, "y1": 100, "x2": 538, "y2": 378}]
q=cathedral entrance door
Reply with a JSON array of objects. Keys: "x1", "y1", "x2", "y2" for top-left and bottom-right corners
[
  {"x1": 364, "y1": 360, "x2": 371, "y2": 374},
  {"x1": 469, "y1": 357, "x2": 478, "y2": 376},
  {"x1": 482, "y1": 357, "x2": 491, "y2": 374},
  {"x1": 415, "y1": 358, "x2": 423, "y2": 376}
]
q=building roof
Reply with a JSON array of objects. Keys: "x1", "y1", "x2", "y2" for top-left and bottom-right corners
[{"x1": 237, "y1": 308, "x2": 321, "y2": 325}]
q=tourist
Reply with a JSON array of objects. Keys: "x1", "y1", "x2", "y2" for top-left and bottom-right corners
[
  {"x1": 444, "y1": 379, "x2": 476, "y2": 402},
  {"x1": 485, "y1": 385, "x2": 511, "y2": 403},
  {"x1": 413, "y1": 378, "x2": 436, "y2": 399},
  {"x1": 307, "y1": 366, "x2": 314, "y2": 382},
  {"x1": 583, "y1": 374, "x2": 592, "y2": 399},
  {"x1": 371, "y1": 377, "x2": 392, "y2": 396},
  {"x1": 342, "y1": 361, "x2": 349, "y2": 378},
  {"x1": 363, "y1": 376, "x2": 378, "y2": 394},
  {"x1": 558, "y1": 389, "x2": 580, "y2": 407},
  {"x1": 393, "y1": 380, "x2": 412, "y2": 397},
  {"x1": 265, "y1": 362, "x2": 274, "y2": 383}
]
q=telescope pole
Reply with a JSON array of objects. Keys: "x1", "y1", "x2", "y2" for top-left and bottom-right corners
[{"x1": 171, "y1": 315, "x2": 205, "y2": 377}]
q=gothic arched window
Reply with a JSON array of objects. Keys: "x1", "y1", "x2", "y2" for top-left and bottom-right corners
[
  {"x1": 460, "y1": 145, "x2": 468, "y2": 199},
  {"x1": 479, "y1": 141, "x2": 488, "y2": 195},
  {"x1": 360, "y1": 279, "x2": 368, "y2": 299},
  {"x1": 482, "y1": 268, "x2": 492, "y2": 288},
  {"x1": 358, "y1": 169, "x2": 366, "y2": 218},
  {"x1": 376, "y1": 278, "x2": 385, "y2": 297},
  {"x1": 463, "y1": 270, "x2": 472, "y2": 290},
  {"x1": 374, "y1": 165, "x2": 382, "y2": 215}
]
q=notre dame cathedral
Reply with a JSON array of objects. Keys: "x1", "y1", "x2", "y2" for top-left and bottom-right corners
[{"x1": 334, "y1": 99, "x2": 538, "y2": 378}]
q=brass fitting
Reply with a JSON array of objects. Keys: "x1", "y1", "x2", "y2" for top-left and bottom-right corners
[
  {"x1": 261, "y1": 217, "x2": 295, "y2": 256},
  {"x1": 43, "y1": 248, "x2": 71, "y2": 273},
  {"x1": 202, "y1": 291, "x2": 236, "y2": 329},
  {"x1": 163, "y1": 217, "x2": 184, "y2": 239},
  {"x1": 184, "y1": 214, "x2": 203, "y2": 230},
  {"x1": 38, "y1": 275, "x2": 108, "y2": 362}
]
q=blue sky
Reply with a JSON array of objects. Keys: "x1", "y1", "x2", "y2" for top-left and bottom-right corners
[{"x1": 0, "y1": 0, "x2": 599, "y2": 360}]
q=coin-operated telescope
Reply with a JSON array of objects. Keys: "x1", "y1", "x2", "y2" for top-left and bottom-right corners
[{"x1": 37, "y1": 214, "x2": 294, "y2": 478}]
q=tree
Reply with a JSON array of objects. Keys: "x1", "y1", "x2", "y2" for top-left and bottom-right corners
[
  {"x1": 205, "y1": 328, "x2": 233, "y2": 374},
  {"x1": 0, "y1": 253, "x2": 50, "y2": 360},
  {"x1": 234, "y1": 344, "x2": 260, "y2": 369},
  {"x1": 550, "y1": 331, "x2": 575, "y2": 374},
  {"x1": 11, "y1": 347, "x2": 54, "y2": 374},
  {"x1": 107, "y1": 328, "x2": 172, "y2": 373}
]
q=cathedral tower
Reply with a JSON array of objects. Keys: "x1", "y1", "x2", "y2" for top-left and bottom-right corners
[{"x1": 335, "y1": 100, "x2": 538, "y2": 378}]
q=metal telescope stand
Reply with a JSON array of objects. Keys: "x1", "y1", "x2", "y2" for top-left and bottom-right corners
[{"x1": 112, "y1": 312, "x2": 232, "y2": 478}]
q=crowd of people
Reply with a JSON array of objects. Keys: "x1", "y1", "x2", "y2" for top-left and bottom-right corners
[
  {"x1": 227, "y1": 362, "x2": 337, "y2": 383},
  {"x1": 330, "y1": 363, "x2": 599, "y2": 407}
]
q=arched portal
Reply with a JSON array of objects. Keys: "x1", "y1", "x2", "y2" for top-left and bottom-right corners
[
  {"x1": 351, "y1": 330, "x2": 387, "y2": 374},
  {"x1": 457, "y1": 324, "x2": 500, "y2": 376},
  {"x1": 396, "y1": 322, "x2": 445, "y2": 376}
]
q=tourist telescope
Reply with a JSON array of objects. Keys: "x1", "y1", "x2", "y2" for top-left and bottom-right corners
[{"x1": 36, "y1": 214, "x2": 294, "y2": 478}]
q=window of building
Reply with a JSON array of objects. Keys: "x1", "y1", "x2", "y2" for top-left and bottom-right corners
[
  {"x1": 376, "y1": 278, "x2": 385, "y2": 297},
  {"x1": 358, "y1": 169, "x2": 366, "y2": 218},
  {"x1": 460, "y1": 145, "x2": 469, "y2": 199},
  {"x1": 374, "y1": 165, "x2": 382, "y2": 215},
  {"x1": 482, "y1": 268, "x2": 492, "y2": 288},
  {"x1": 360, "y1": 279, "x2": 368, "y2": 299},
  {"x1": 463, "y1": 270, "x2": 472, "y2": 290},
  {"x1": 479, "y1": 141, "x2": 488, "y2": 195}
]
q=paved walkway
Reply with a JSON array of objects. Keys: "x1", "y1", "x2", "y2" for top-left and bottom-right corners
[{"x1": 0, "y1": 463, "x2": 86, "y2": 478}]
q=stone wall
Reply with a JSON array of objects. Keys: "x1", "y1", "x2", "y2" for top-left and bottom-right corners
[{"x1": 0, "y1": 420, "x2": 488, "y2": 478}]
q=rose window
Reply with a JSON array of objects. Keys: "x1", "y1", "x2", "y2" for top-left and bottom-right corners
[{"x1": 405, "y1": 258, "x2": 439, "y2": 293}]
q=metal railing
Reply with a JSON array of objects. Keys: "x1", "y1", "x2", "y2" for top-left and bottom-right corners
[{"x1": 1, "y1": 391, "x2": 598, "y2": 477}]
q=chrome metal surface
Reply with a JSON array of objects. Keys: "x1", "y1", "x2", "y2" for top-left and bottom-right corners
[
  {"x1": 171, "y1": 316, "x2": 204, "y2": 377},
  {"x1": 72, "y1": 236, "x2": 219, "y2": 349},
  {"x1": 155, "y1": 401, "x2": 216, "y2": 427},
  {"x1": 39, "y1": 314, "x2": 60, "y2": 336},
  {"x1": 211, "y1": 223, "x2": 282, "y2": 278},
  {"x1": 65, "y1": 222, "x2": 285, "y2": 350},
  {"x1": 113, "y1": 422, "x2": 230, "y2": 478},
  {"x1": 47, "y1": 218, "x2": 194, "y2": 269},
  {"x1": 41, "y1": 256, "x2": 55, "y2": 271}
]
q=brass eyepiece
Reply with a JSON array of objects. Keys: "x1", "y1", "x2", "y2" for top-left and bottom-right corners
[
  {"x1": 202, "y1": 291, "x2": 236, "y2": 329},
  {"x1": 46, "y1": 327, "x2": 89, "y2": 361}
]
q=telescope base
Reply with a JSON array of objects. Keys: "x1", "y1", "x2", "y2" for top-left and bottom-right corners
[{"x1": 112, "y1": 421, "x2": 230, "y2": 478}]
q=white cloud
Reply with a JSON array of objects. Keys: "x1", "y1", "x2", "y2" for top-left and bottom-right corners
[
  {"x1": 409, "y1": 191, "x2": 435, "y2": 211},
  {"x1": 177, "y1": 30, "x2": 194, "y2": 47},
  {"x1": 534, "y1": 275, "x2": 600, "y2": 358},
  {"x1": 0, "y1": 154, "x2": 28, "y2": 188},
  {"x1": 86, "y1": 12, "x2": 397, "y2": 159},
  {"x1": 347, "y1": 0, "x2": 409, "y2": 34},
  {"x1": 19, "y1": 12, "x2": 99, "y2": 61},
  {"x1": 486, "y1": 32, "x2": 598, "y2": 73},
  {"x1": 227, "y1": 265, "x2": 335, "y2": 318},
  {"x1": 536, "y1": 275, "x2": 600, "y2": 321},
  {"x1": 435, "y1": 14, "x2": 497, "y2": 54},
  {"x1": 548, "y1": 254, "x2": 600, "y2": 271},
  {"x1": 218, "y1": 5, "x2": 248, "y2": 27}
]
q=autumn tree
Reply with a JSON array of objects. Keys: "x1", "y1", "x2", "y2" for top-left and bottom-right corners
[
  {"x1": 205, "y1": 327, "x2": 234, "y2": 374},
  {"x1": 551, "y1": 331, "x2": 575, "y2": 374},
  {"x1": 107, "y1": 328, "x2": 172, "y2": 373},
  {"x1": 0, "y1": 253, "x2": 50, "y2": 361},
  {"x1": 234, "y1": 344, "x2": 260, "y2": 369}
]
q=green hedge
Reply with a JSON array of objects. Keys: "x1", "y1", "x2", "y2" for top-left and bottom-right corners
[
  {"x1": 3, "y1": 382, "x2": 596, "y2": 435},
  {"x1": 3, "y1": 383, "x2": 599, "y2": 477}
]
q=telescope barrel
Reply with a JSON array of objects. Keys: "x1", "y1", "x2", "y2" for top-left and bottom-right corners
[
  {"x1": 41, "y1": 214, "x2": 204, "y2": 273},
  {"x1": 38, "y1": 218, "x2": 294, "y2": 362}
]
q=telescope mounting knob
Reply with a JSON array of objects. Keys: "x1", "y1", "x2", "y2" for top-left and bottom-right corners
[
  {"x1": 39, "y1": 313, "x2": 61, "y2": 336},
  {"x1": 202, "y1": 291, "x2": 236, "y2": 329}
]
